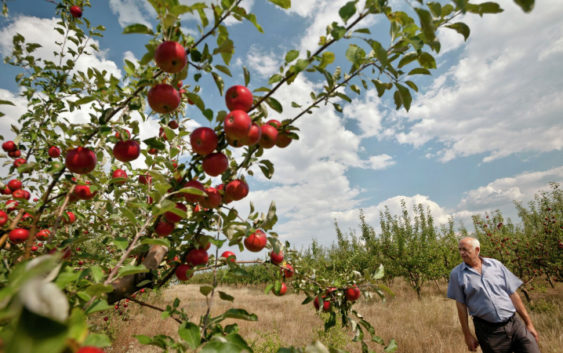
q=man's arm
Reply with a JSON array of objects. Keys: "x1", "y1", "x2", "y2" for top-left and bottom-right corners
[
  {"x1": 509, "y1": 291, "x2": 539, "y2": 342},
  {"x1": 455, "y1": 301, "x2": 479, "y2": 351}
]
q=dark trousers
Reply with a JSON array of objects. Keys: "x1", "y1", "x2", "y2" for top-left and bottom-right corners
[{"x1": 473, "y1": 315, "x2": 541, "y2": 353}]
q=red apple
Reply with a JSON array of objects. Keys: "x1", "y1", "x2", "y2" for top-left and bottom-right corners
[
  {"x1": 274, "y1": 282, "x2": 287, "y2": 296},
  {"x1": 9, "y1": 228, "x2": 29, "y2": 244},
  {"x1": 115, "y1": 129, "x2": 131, "y2": 140},
  {"x1": 190, "y1": 127, "x2": 217, "y2": 156},
  {"x1": 266, "y1": 119, "x2": 281, "y2": 128},
  {"x1": 259, "y1": 124, "x2": 278, "y2": 149},
  {"x1": 244, "y1": 230, "x2": 267, "y2": 252},
  {"x1": 200, "y1": 187, "x2": 221, "y2": 209},
  {"x1": 183, "y1": 180, "x2": 205, "y2": 203},
  {"x1": 2, "y1": 186, "x2": 12, "y2": 195},
  {"x1": 113, "y1": 140, "x2": 140, "y2": 162},
  {"x1": 69, "y1": 5, "x2": 82, "y2": 18},
  {"x1": 225, "y1": 85, "x2": 253, "y2": 112},
  {"x1": 175, "y1": 264, "x2": 193, "y2": 281},
  {"x1": 155, "y1": 220, "x2": 174, "y2": 237},
  {"x1": 186, "y1": 248, "x2": 208, "y2": 266},
  {"x1": 74, "y1": 184, "x2": 95, "y2": 200},
  {"x1": 148, "y1": 148, "x2": 158, "y2": 155},
  {"x1": 224, "y1": 110, "x2": 251, "y2": 140},
  {"x1": 22, "y1": 190, "x2": 30, "y2": 200},
  {"x1": 168, "y1": 120, "x2": 179, "y2": 129},
  {"x1": 240, "y1": 123, "x2": 262, "y2": 146},
  {"x1": 270, "y1": 251, "x2": 284, "y2": 265},
  {"x1": 13, "y1": 158, "x2": 27, "y2": 167},
  {"x1": 12, "y1": 189, "x2": 26, "y2": 200},
  {"x1": 313, "y1": 296, "x2": 331, "y2": 312},
  {"x1": 345, "y1": 285, "x2": 361, "y2": 301},
  {"x1": 0, "y1": 210, "x2": 8, "y2": 226},
  {"x1": 112, "y1": 169, "x2": 128, "y2": 184},
  {"x1": 283, "y1": 263, "x2": 294, "y2": 278},
  {"x1": 36, "y1": 229, "x2": 50, "y2": 240},
  {"x1": 221, "y1": 251, "x2": 236, "y2": 263},
  {"x1": 202, "y1": 152, "x2": 228, "y2": 177},
  {"x1": 6, "y1": 200, "x2": 18, "y2": 212},
  {"x1": 164, "y1": 202, "x2": 187, "y2": 223},
  {"x1": 65, "y1": 211, "x2": 76, "y2": 224},
  {"x1": 276, "y1": 132, "x2": 292, "y2": 148},
  {"x1": 7, "y1": 179, "x2": 22, "y2": 191},
  {"x1": 225, "y1": 179, "x2": 249, "y2": 201},
  {"x1": 2, "y1": 141, "x2": 16, "y2": 152},
  {"x1": 66, "y1": 147, "x2": 96, "y2": 174},
  {"x1": 48, "y1": 146, "x2": 61, "y2": 158},
  {"x1": 77, "y1": 347, "x2": 105, "y2": 353},
  {"x1": 148, "y1": 84, "x2": 180, "y2": 114},
  {"x1": 138, "y1": 174, "x2": 152, "y2": 185},
  {"x1": 154, "y1": 41, "x2": 186, "y2": 73},
  {"x1": 8, "y1": 150, "x2": 21, "y2": 158}
]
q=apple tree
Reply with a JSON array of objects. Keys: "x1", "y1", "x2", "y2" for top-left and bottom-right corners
[{"x1": 0, "y1": 0, "x2": 537, "y2": 352}]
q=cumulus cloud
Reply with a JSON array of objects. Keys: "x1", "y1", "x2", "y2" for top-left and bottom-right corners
[
  {"x1": 243, "y1": 45, "x2": 281, "y2": 78},
  {"x1": 391, "y1": 0, "x2": 563, "y2": 162}
]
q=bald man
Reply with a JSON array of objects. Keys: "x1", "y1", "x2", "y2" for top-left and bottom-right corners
[{"x1": 447, "y1": 237, "x2": 541, "y2": 353}]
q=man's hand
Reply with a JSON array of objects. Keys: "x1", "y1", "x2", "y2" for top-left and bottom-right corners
[
  {"x1": 527, "y1": 323, "x2": 539, "y2": 343},
  {"x1": 510, "y1": 291, "x2": 540, "y2": 343},
  {"x1": 464, "y1": 333, "x2": 479, "y2": 351}
]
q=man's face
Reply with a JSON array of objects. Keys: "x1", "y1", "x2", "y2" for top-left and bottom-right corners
[{"x1": 458, "y1": 240, "x2": 479, "y2": 265}]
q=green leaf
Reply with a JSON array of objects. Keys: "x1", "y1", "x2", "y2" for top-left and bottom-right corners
[
  {"x1": 415, "y1": 8, "x2": 435, "y2": 42},
  {"x1": 83, "y1": 333, "x2": 112, "y2": 347},
  {"x1": 394, "y1": 83, "x2": 412, "y2": 111},
  {"x1": 259, "y1": 159, "x2": 275, "y2": 179},
  {"x1": 73, "y1": 96, "x2": 96, "y2": 106},
  {"x1": 514, "y1": 0, "x2": 534, "y2": 13},
  {"x1": 90, "y1": 265, "x2": 104, "y2": 283},
  {"x1": 85, "y1": 299, "x2": 112, "y2": 314},
  {"x1": 85, "y1": 284, "x2": 114, "y2": 297},
  {"x1": 384, "y1": 339, "x2": 398, "y2": 352},
  {"x1": 268, "y1": 74, "x2": 283, "y2": 85},
  {"x1": 141, "y1": 238, "x2": 171, "y2": 247},
  {"x1": 417, "y1": 52, "x2": 436, "y2": 69},
  {"x1": 319, "y1": 51, "x2": 335, "y2": 69},
  {"x1": 345, "y1": 44, "x2": 366, "y2": 66},
  {"x1": 117, "y1": 265, "x2": 149, "y2": 278},
  {"x1": 269, "y1": 0, "x2": 291, "y2": 9},
  {"x1": 112, "y1": 237, "x2": 129, "y2": 251},
  {"x1": 398, "y1": 52, "x2": 417, "y2": 68},
  {"x1": 7, "y1": 308, "x2": 68, "y2": 353},
  {"x1": 123, "y1": 24, "x2": 154, "y2": 35},
  {"x1": 135, "y1": 335, "x2": 152, "y2": 345},
  {"x1": 285, "y1": 50, "x2": 299, "y2": 63},
  {"x1": 243, "y1": 66, "x2": 251, "y2": 86},
  {"x1": 200, "y1": 285, "x2": 213, "y2": 296},
  {"x1": 266, "y1": 97, "x2": 283, "y2": 113},
  {"x1": 446, "y1": 22, "x2": 470, "y2": 41},
  {"x1": 179, "y1": 322, "x2": 201, "y2": 349},
  {"x1": 223, "y1": 308, "x2": 258, "y2": 321},
  {"x1": 339, "y1": 1, "x2": 357, "y2": 23},
  {"x1": 218, "y1": 291, "x2": 234, "y2": 302},
  {"x1": 0, "y1": 100, "x2": 15, "y2": 106},
  {"x1": 408, "y1": 68, "x2": 431, "y2": 75},
  {"x1": 212, "y1": 72, "x2": 224, "y2": 95},
  {"x1": 373, "y1": 264, "x2": 384, "y2": 280}
]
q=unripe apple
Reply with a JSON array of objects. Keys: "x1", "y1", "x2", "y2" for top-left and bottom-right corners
[
  {"x1": 225, "y1": 85, "x2": 253, "y2": 112},
  {"x1": 186, "y1": 248, "x2": 208, "y2": 266},
  {"x1": 345, "y1": 285, "x2": 361, "y2": 301},
  {"x1": 202, "y1": 152, "x2": 228, "y2": 177},
  {"x1": 270, "y1": 251, "x2": 284, "y2": 265},
  {"x1": 112, "y1": 169, "x2": 128, "y2": 184},
  {"x1": 9, "y1": 228, "x2": 29, "y2": 244},
  {"x1": 2, "y1": 140, "x2": 16, "y2": 152},
  {"x1": 244, "y1": 230, "x2": 267, "y2": 252},
  {"x1": 113, "y1": 140, "x2": 140, "y2": 162},
  {"x1": 0, "y1": 210, "x2": 8, "y2": 226},
  {"x1": 164, "y1": 202, "x2": 187, "y2": 223},
  {"x1": 221, "y1": 251, "x2": 236, "y2": 263},
  {"x1": 259, "y1": 124, "x2": 278, "y2": 149},
  {"x1": 183, "y1": 180, "x2": 205, "y2": 203},
  {"x1": 69, "y1": 5, "x2": 82, "y2": 18},
  {"x1": 274, "y1": 283, "x2": 287, "y2": 296},
  {"x1": 190, "y1": 127, "x2": 218, "y2": 156},
  {"x1": 66, "y1": 147, "x2": 96, "y2": 174},
  {"x1": 240, "y1": 123, "x2": 262, "y2": 146},
  {"x1": 224, "y1": 110, "x2": 251, "y2": 140},
  {"x1": 175, "y1": 264, "x2": 193, "y2": 281},
  {"x1": 154, "y1": 41, "x2": 186, "y2": 73},
  {"x1": 48, "y1": 146, "x2": 61, "y2": 158},
  {"x1": 225, "y1": 179, "x2": 249, "y2": 201},
  {"x1": 7, "y1": 179, "x2": 22, "y2": 191},
  {"x1": 148, "y1": 84, "x2": 180, "y2": 114},
  {"x1": 155, "y1": 220, "x2": 174, "y2": 237},
  {"x1": 200, "y1": 187, "x2": 221, "y2": 209}
]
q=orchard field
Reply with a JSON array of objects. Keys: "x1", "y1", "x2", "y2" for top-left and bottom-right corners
[{"x1": 0, "y1": 0, "x2": 560, "y2": 353}]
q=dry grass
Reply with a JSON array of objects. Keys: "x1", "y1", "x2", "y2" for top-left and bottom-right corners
[{"x1": 99, "y1": 280, "x2": 562, "y2": 353}]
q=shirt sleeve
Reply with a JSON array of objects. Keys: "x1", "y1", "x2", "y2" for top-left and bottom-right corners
[
  {"x1": 501, "y1": 262, "x2": 523, "y2": 295},
  {"x1": 447, "y1": 267, "x2": 465, "y2": 304}
]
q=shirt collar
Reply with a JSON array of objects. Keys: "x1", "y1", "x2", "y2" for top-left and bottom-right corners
[{"x1": 461, "y1": 256, "x2": 490, "y2": 272}]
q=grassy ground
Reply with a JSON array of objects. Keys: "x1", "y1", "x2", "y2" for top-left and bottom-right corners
[{"x1": 97, "y1": 280, "x2": 562, "y2": 353}]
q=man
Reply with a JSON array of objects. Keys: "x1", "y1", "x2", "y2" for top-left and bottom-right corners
[{"x1": 447, "y1": 237, "x2": 541, "y2": 353}]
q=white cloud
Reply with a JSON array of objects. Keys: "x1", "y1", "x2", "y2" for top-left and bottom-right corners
[
  {"x1": 391, "y1": 0, "x2": 563, "y2": 162},
  {"x1": 244, "y1": 45, "x2": 281, "y2": 78},
  {"x1": 343, "y1": 89, "x2": 385, "y2": 138},
  {"x1": 109, "y1": 0, "x2": 155, "y2": 27},
  {"x1": 367, "y1": 154, "x2": 394, "y2": 170}
]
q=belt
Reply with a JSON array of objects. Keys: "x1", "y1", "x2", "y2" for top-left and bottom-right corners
[{"x1": 473, "y1": 314, "x2": 515, "y2": 327}]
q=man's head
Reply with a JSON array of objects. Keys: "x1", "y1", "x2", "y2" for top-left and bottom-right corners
[{"x1": 458, "y1": 237, "x2": 480, "y2": 266}]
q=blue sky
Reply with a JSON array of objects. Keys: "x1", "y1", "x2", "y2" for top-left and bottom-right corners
[{"x1": 0, "y1": 0, "x2": 562, "y2": 252}]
